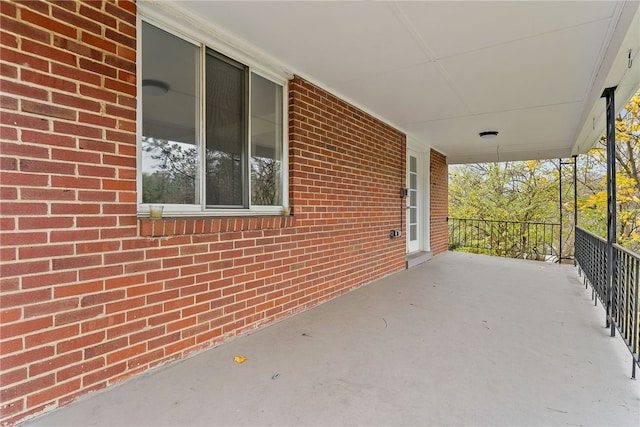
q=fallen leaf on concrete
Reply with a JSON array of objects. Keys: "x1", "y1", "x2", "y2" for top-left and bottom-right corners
[{"x1": 234, "y1": 356, "x2": 247, "y2": 364}]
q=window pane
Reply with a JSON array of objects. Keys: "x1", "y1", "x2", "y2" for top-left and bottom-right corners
[
  {"x1": 141, "y1": 22, "x2": 199, "y2": 204},
  {"x1": 251, "y1": 74, "x2": 283, "y2": 206},
  {"x1": 410, "y1": 189, "x2": 417, "y2": 206},
  {"x1": 205, "y1": 51, "x2": 246, "y2": 207}
]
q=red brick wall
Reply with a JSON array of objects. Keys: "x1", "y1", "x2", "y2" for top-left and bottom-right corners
[
  {"x1": 430, "y1": 149, "x2": 448, "y2": 255},
  {"x1": 288, "y1": 76, "x2": 406, "y2": 284},
  {"x1": 0, "y1": 2, "x2": 407, "y2": 424}
]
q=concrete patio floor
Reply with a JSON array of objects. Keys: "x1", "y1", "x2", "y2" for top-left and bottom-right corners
[{"x1": 23, "y1": 252, "x2": 640, "y2": 427}]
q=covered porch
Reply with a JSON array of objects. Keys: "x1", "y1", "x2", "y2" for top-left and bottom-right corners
[{"x1": 23, "y1": 252, "x2": 639, "y2": 427}]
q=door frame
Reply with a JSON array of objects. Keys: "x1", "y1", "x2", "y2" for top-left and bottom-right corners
[{"x1": 406, "y1": 140, "x2": 430, "y2": 254}]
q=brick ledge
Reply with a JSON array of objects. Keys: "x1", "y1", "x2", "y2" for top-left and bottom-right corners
[{"x1": 140, "y1": 216, "x2": 295, "y2": 237}]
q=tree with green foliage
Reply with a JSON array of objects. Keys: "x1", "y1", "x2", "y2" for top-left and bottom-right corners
[
  {"x1": 449, "y1": 160, "x2": 565, "y2": 260},
  {"x1": 449, "y1": 161, "x2": 559, "y2": 222},
  {"x1": 449, "y1": 89, "x2": 640, "y2": 257}
]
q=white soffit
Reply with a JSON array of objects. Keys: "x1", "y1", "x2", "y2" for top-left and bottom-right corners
[
  {"x1": 155, "y1": 0, "x2": 640, "y2": 164},
  {"x1": 572, "y1": 0, "x2": 640, "y2": 156}
]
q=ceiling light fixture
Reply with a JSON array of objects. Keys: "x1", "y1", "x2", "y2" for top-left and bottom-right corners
[
  {"x1": 479, "y1": 131, "x2": 499, "y2": 139},
  {"x1": 142, "y1": 79, "x2": 170, "y2": 96}
]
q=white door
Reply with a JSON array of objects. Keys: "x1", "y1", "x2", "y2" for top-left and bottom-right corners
[{"x1": 407, "y1": 150, "x2": 420, "y2": 253}]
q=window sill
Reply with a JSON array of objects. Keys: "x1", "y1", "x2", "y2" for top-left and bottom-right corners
[{"x1": 139, "y1": 215, "x2": 295, "y2": 238}]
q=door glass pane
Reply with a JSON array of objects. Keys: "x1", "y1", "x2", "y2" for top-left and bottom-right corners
[
  {"x1": 141, "y1": 22, "x2": 199, "y2": 204},
  {"x1": 251, "y1": 74, "x2": 283, "y2": 206},
  {"x1": 205, "y1": 51, "x2": 246, "y2": 207},
  {"x1": 408, "y1": 154, "x2": 418, "y2": 245},
  {"x1": 410, "y1": 156, "x2": 417, "y2": 173}
]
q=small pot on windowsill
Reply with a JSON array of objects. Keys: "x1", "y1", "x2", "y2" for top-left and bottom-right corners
[{"x1": 149, "y1": 205, "x2": 164, "y2": 219}]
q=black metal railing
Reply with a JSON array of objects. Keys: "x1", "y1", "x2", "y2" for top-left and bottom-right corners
[
  {"x1": 575, "y1": 226, "x2": 640, "y2": 378},
  {"x1": 574, "y1": 227, "x2": 608, "y2": 303},
  {"x1": 448, "y1": 218, "x2": 560, "y2": 261}
]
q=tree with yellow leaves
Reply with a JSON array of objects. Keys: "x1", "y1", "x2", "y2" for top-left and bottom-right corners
[{"x1": 578, "y1": 90, "x2": 640, "y2": 252}]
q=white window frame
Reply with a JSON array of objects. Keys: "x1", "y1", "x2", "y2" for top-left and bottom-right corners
[{"x1": 136, "y1": 9, "x2": 289, "y2": 218}]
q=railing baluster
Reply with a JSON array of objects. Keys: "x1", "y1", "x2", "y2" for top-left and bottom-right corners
[
  {"x1": 632, "y1": 253, "x2": 639, "y2": 379},
  {"x1": 490, "y1": 221, "x2": 493, "y2": 256},
  {"x1": 574, "y1": 226, "x2": 640, "y2": 378},
  {"x1": 448, "y1": 219, "x2": 564, "y2": 260}
]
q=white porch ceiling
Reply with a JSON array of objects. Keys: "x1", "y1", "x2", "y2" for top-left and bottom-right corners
[{"x1": 149, "y1": 1, "x2": 640, "y2": 164}]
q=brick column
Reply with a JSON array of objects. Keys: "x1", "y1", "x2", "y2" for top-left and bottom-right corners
[{"x1": 430, "y1": 149, "x2": 448, "y2": 255}]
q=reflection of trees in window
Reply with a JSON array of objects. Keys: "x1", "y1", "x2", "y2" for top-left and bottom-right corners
[
  {"x1": 252, "y1": 156, "x2": 280, "y2": 205},
  {"x1": 205, "y1": 149, "x2": 243, "y2": 206},
  {"x1": 142, "y1": 137, "x2": 280, "y2": 207},
  {"x1": 142, "y1": 137, "x2": 196, "y2": 204}
]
